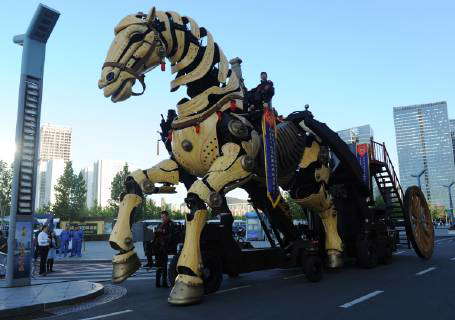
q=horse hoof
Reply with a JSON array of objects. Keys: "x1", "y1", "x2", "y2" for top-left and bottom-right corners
[
  {"x1": 327, "y1": 250, "x2": 343, "y2": 269},
  {"x1": 112, "y1": 250, "x2": 141, "y2": 284},
  {"x1": 168, "y1": 274, "x2": 204, "y2": 306}
]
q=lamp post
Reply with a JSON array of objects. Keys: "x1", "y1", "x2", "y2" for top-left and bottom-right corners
[
  {"x1": 442, "y1": 182, "x2": 454, "y2": 225},
  {"x1": 6, "y1": 4, "x2": 59, "y2": 287},
  {"x1": 411, "y1": 168, "x2": 427, "y2": 189}
]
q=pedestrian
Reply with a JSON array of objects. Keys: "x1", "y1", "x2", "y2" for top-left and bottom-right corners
[
  {"x1": 37, "y1": 225, "x2": 50, "y2": 276},
  {"x1": 143, "y1": 239, "x2": 155, "y2": 269},
  {"x1": 47, "y1": 231, "x2": 58, "y2": 272},
  {"x1": 60, "y1": 225, "x2": 71, "y2": 257},
  {"x1": 72, "y1": 225, "x2": 84, "y2": 257},
  {"x1": 0, "y1": 231, "x2": 7, "y2": 254},
  {"x1": 69, "y1": 226, "x2": 75, "y2": 257},
  {"x1": 153, "y1": 211, "x2": 176, "y2": 288}
]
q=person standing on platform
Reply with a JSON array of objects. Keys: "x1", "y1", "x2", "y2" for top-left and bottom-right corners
[
  {"x1": 60, "y1": 225, "x2": 70, "y2": 257},
  {"x1": 37, "y1": 225, "x2": 50, "y2": 276}
]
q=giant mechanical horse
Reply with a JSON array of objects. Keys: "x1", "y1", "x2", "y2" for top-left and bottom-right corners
[{"x1": 98, "y1": 7, "x2": 344, "y2": 305}]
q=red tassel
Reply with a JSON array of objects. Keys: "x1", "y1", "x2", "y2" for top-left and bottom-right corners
[
  {"x1": 229, "y1": 100, "x2": 237, "y2": 111},
  {"x1": 195, "y1": 125, "x2": 200, "y2": 134},
  {"x1": 167, "y1": 130, "x2": 173, "y2": 142},
  {"x1": 161, "y1": 62, "x2": 166, "y2": 71},
  {"x1": 216, "y1": 111, "x2": 222, "y2": 120}
]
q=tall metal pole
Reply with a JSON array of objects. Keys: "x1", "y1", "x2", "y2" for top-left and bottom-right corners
[
  {"x1": 6, "y1": 4, "x2": 59, "y2": 287},
  {"x1": 411, "y1": 168, "x2": 426, "y2": 189}
]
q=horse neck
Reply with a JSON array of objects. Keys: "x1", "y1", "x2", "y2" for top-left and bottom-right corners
[{"x1": 156, "y1": 11, "x2": 240, "y2": 119}]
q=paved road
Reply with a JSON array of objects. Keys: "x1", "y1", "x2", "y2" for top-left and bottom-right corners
[{"x1": 40, "y1": 238, "x2": 455, "y2": 320}]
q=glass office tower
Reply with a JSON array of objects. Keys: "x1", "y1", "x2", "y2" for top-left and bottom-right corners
[
  {"x1": 450, "y1": 119, "x2": 455, "y2": 164},
  {"x1": 393, "y1": 102, "x2": 455, "y2": 208},
  {"x1": 337, "y1": 124, "x2": 374, "y2": 144}
]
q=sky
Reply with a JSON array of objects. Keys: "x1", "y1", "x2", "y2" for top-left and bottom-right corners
[{"x1": 0, "y1": 0, "x2": 454, "y2": 204}]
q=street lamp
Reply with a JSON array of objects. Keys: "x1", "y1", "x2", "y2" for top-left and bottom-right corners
[
  {"x1": 442, "y1": 182, "x2": 454, "y2": 226},
  {"x1": 6, "y1": 4, "x2": 59, "y2": 287},
  {"x1": 411, "y1": 168, "x2": 427, "y2": 189}
]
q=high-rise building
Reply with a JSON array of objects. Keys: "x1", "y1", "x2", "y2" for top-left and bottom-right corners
[
  {"x1": 337, "y1": 124, "x2": 374, "y2": 145},
  {"x1": 91, "y1": 160, "x2": 124, "y2": 208},
  {"x1": 226, "y1": 197, "x2": 252, "y2": 217},
  {"x1": 39, "y1": 123, "x2": 72, "y2": 161},
  {"x1": 35, "y1": 159, "x2": 65, "y2": 209},
  {"x1": 81, "y1": 167, "x2": 95, "y2": 209},
  {"x1": 393, "y1": 102, "x2": 455, "y2": 208},
  {"x1": 450, "y1": 119, "x2": 455, "y2": 164}
]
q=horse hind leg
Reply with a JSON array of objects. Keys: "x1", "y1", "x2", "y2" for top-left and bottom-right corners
[
  {"x1": 295, "y1": 183, "x2": 343, "y2": 268},
  {"x1": 293, "y1": 141, "x2": 343, "y2": 268}
]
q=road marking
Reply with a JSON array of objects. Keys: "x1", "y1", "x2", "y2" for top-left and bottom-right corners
[
  {"x1": 216, "y1": 285, "x2": 251, "y2": 294},
  {"x1": 78, "y1": 309, "x2": 133, "y2": 320},
  {"x1": 283, "y1": 274, "x2": 306, "y2": 280},
  {"x1": 415, "y1": 267, "x2": 436, "y2": 276},
  {"x1": 339, "y1": 291, "x2": 384, "y2": 308},
  {"x1": 393, "y1": 251, "x2": 405, "y2": 255}
]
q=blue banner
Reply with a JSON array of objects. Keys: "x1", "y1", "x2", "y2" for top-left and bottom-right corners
[
  {"x1": 356, "y1": 144, "x2": 370, "y2": 189},
  {"x1": 262, "y1": 106, "x2": 281, "y2": 207},
  {"x1": 13, "y1": 221, "x2": 32, "y2": 279}
]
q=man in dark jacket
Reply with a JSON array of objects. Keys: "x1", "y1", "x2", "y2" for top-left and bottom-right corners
[
  {"x1": 153, "y1": 211, "x2": 176, "y2": 288},
  {"x1": 247, "y1": 72, "x2": 275, "y2": 112}
]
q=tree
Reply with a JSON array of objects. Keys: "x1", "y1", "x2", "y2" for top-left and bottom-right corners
[
  {"x1": 71, "y1": 172, "x2": 87, "y2": 215},
  {"x1": 0, "y1": 160, "x2": 12, "y2": 221},
  {"x1": 53, "y1": 161, "x2": 74, "y2": 219},
  {"x1": 110, "y1": 163, "x2": 130, "y2": 207},
  {"x1": 53, "y1": 161, "x2": 87, "y2": 221}
]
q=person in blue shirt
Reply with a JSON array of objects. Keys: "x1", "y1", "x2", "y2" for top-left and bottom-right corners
[
  {"x1": 72, "y1": 225, "x2": 84, "y2": 257},
  {"x1": 59, "y1": 225, "x2": 71, "y2": 257},
  {"x1": 69, "y1": 226, "x2": 76, "y2": 257}
]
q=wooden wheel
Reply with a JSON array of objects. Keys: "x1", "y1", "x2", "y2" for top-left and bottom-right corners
[{"x1": 403, "y1": 186, "x2": 434, "y2": 259}]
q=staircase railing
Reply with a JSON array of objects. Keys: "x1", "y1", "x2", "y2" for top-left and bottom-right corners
[{"x1": 369, "y1": 141, "x2": 404, "y2": 204}]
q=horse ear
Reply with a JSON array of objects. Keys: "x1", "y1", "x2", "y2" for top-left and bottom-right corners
[{"x1": 147, "y1": 7, "x2": 156, "y2": 24}]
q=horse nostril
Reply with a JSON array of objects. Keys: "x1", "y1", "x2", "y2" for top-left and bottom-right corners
[{"x1": 106, "y1": 72, "x2": 115, "y2": 82}]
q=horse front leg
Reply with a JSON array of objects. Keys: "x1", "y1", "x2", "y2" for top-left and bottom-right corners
[
  {"x1": 168, "y1": 143, "x2": 252, "y2": 305},
  {"x1": 109, "y1": 160, "x2": 179, "y2": 283}
]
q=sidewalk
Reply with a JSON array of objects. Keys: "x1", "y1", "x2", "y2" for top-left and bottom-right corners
[
  {"x1": 55, "y1": 240, "x2": 271, "y2": 263},
  {"x1": 435, "y1": 227, "x2": 455, "y2": 237},
  {"x1": 56, "y1": 241, "x2": 147, "y2": 263},
  {"x1": 0, "y1": 281, "x2": 103, "y2": 319}
]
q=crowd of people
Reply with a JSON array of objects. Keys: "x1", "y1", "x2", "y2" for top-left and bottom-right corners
[{"x1": 34, "y1": 224, "x2": 84, "y2": 276}]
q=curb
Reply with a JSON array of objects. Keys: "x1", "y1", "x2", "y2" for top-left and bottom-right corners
[{"x1": 0, "y1": 282, "x2": 104, "y2": 320}]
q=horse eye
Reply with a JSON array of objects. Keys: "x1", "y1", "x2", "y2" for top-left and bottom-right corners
[
  {"x1": 106, "y1": 72, "x2": 115, "y2": 82},
  {"x1": 130, "y1": 33, "x2": 144, "y2": 43}
]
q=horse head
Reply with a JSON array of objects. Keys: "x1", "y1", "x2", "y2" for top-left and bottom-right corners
[{"x1": 98, "y1": 7, "x2": 166, "y2": 102}]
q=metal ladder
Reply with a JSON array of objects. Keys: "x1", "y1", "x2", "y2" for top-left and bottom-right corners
[{"x1": 369, "y1": 141, "x2": 410, "y2": 247}]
